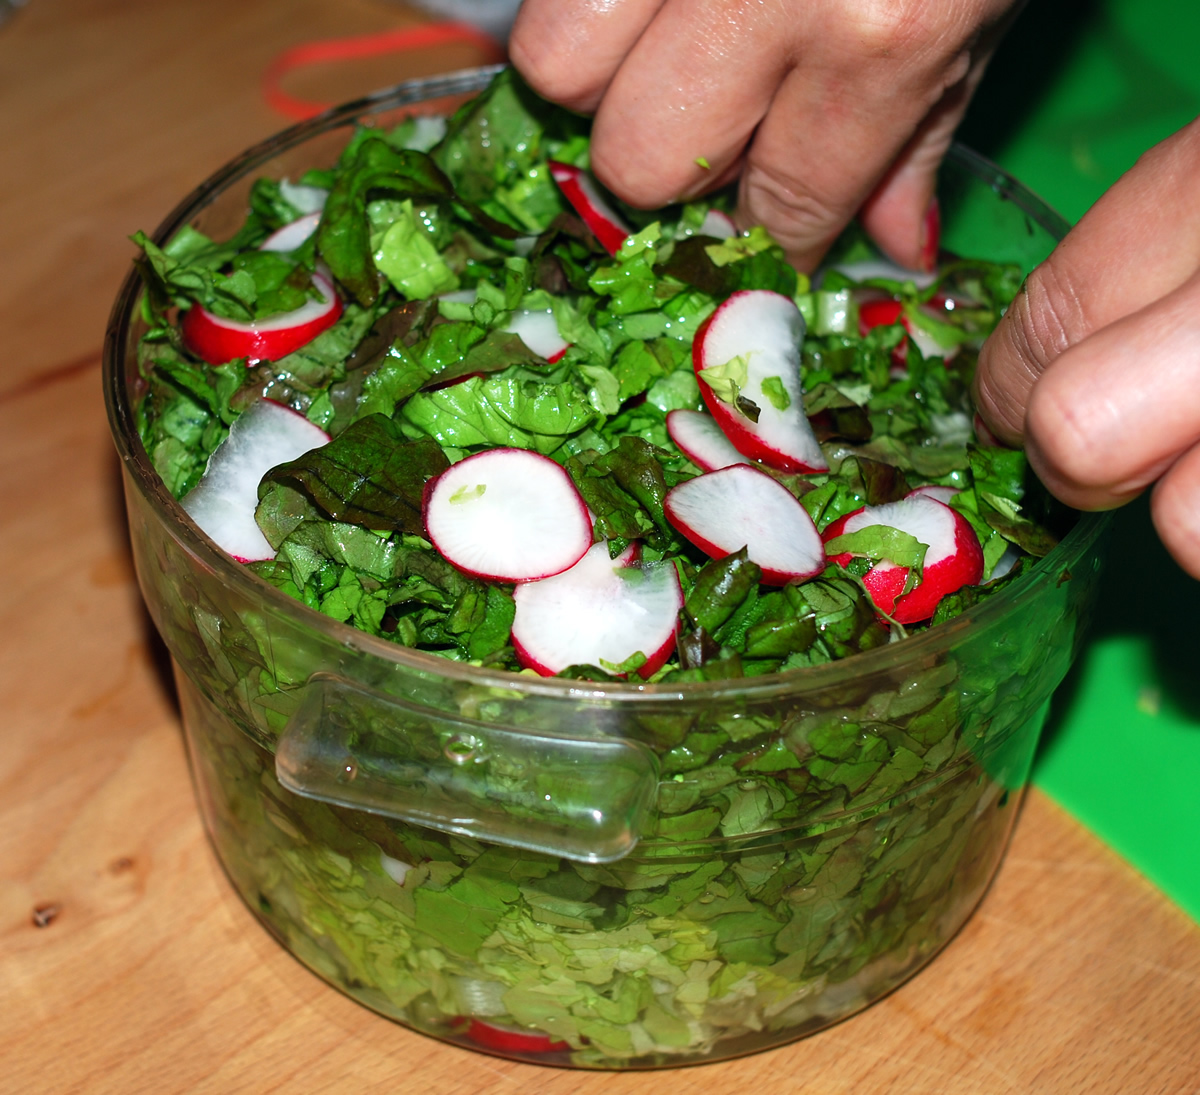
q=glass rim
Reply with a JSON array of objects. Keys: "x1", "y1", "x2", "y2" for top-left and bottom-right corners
[{"x1": 103, "y1": 64, "x2": 1110, "y2": 708}]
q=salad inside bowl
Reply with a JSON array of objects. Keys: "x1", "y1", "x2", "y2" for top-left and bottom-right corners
[{"x1": 105, "y1": 65, "x2": 1108, "y2": 1068}]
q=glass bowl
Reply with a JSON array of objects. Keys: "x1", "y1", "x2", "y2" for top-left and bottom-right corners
[{"x1": 104, "y1": 66, "x2": 1108, "y2": 1069}]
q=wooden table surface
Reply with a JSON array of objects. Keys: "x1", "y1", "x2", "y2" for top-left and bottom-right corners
[{"x1": 1, "y1": 1, "x2": 1198, "y2": 1092}]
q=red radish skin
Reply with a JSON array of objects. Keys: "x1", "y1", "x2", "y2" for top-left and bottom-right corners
[
  {"x1": 693, "y1": 290, "x2": 827, "y2": 473},
  {"x1": 664, "y1": 465, "x2": 825, "y2": 585},
  {"x1": 548, "y1": 161, "x2": 631, "y2": 255},
  {"x1": 666, "y1": 409, "x2": 749, "y2": 471},
  {"x1": 511, "y1": 541, "x2": 682, "y2": 678},
  {"x1": 181, "y1": 399, "x2": 330, "y2": 563},
  {"x1": 182, "y1": 270, "x2": 343, "y2": 365},
  {"x1": 423, "y1": 448, "x2": 592, "y2": 583},
  {"x1": 822, "y1": 496, "x2": 983, "y2": 623},
  {"x1": 463, "y1": 1019, "x2": 568, "y2": 1055}
]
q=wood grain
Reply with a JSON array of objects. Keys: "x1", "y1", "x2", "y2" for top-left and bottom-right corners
[{"x1": 1, "y1": 2, "x2": 1198, "y2": 1093}]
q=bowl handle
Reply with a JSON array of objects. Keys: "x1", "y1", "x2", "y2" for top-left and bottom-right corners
[{"x1": 275, "y1": 672, "x2": 659, "y2": 863}]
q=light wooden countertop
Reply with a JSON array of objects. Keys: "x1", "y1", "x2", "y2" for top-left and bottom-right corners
[{"x1": 1, "y1": 1, "x2": 1198, "y2": 1091}]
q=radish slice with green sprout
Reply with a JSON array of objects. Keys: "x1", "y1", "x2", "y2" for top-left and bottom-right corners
[
  {"x1": 822, "y1": 495, "x2": 983, "y2": 624},
  {"x1": 511, "y1": 541, "x2": 682, "y2": 677},
  {"x1": 666, "y1": 409, "x2": 750, "y2": 471},
  {"x1": 699, "y1": 209, "x2": 738, "y2": 238},
  {"x1": 182, "y1": 270, "x2": 342, "y2": 365},
  {"x1": 548, "y1": 160, "x2": 631, "y2": 255},
  {"x1": 423, "y1": 448, "x2": 592, "y2": 582},
  {"x1": 692, "y1": 289, "x2": 827, "y2": 473},
  {"x1": 506, "y1": 308, "x2": 569, "y2": 362},
  {"x1": 181, "y1": 399, "x2": 330, "y2": 563},
  {"x1": 259, "y1": 212, "x2": 321, "y2": 253},
  {"x1": 664, "y1": 465, "x2": 825, "y2": 585}
]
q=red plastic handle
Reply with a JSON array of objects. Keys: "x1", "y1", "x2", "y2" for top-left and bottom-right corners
[{"x1": 263, "y1": 23, "x2": 506, "y2": 120}]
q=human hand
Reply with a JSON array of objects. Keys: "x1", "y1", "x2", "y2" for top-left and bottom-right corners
[
  {"x1": 974, "y1": 119, "x2": 1200, "y2": 579},
  {"x1": 509, "y1": 0, "x2": 1021, "y2": 271}
]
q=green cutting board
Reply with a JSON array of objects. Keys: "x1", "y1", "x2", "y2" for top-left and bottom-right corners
[{"x1": 960, "y1": 0, "x2": 1200, "y2": 920}]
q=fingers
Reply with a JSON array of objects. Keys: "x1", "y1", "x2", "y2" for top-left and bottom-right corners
[
  {"x1": 509, "y1": 0, "x2": 666, "y2": 114},
  {"x1": 1152, "y1": 441, "x2": 1200, "y2": 580},
  {"x1": 1022, "y1": 270, "x2": 1200, "y2": 512},
  {"x1": 975, "y1": 117, "x2": 1200, "y2": 446},
  {"x1": 585, "y1": 0, "x2": 795, "y2": 211},
  {"x1": 515, "y1": 0, "x2": 1012, "y2": 271},
  {"x1": 856, "y1": 50, "x2": 985, "y2": 271}
]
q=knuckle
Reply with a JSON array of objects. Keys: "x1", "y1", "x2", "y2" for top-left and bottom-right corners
[
  {"x1": 1026, "y1": 363, "x2": 1115, "y2": 490},
  {"x1": 738, "y1": 162, "x2": 846, "y2": 257},
  {"x1": 508, "y1": 36, "x2": 597, "y2": 112},
  {"x1": 828, "y1": 0, "x2": 938, "y2": 60}
]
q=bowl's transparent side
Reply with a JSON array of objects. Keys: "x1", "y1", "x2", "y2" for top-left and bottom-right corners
[{"x1": 105, "y1": 66, "x2": 1108, "y2": 1068}]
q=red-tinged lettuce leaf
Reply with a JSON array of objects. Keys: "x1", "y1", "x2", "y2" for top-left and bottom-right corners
[{"x1": 260, "y1": 413, "x2": 448, "y2": 533}]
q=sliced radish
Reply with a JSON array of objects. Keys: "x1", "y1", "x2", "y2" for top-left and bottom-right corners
[
  {"x1": 181, "y1": 399, "x2": 330, "y2": 563},
  {"x1": 698, "y1": 209, "x2": 738, "y2": 239},
  {"x1": 463, "y1": 1018, "x2": 568, "y2": 1055},
  {"x1": 511, "y1": 541, "x2": 682, "y2": 677},
  {"x1": 907, "y1": 483, "x2": 960, "y2": 505},
  {"x1": 259, "y1": 212, "x2": 321, "y2": 253},
  {"x1": 822, "y1": 495, "x2": 983, "y2": 624},
  {"x1": 548, "y1": 161, "x2": 631, "y2": 255},
  {"x1": 278, "y1": 179, "x2": 329, "y2": 215},
  {"x1": 506, "y1": 308, "x2": 569, "y2": 362},
  {"x1": 182, "y1": 270, "x2": 343, "y2": 365},
  {"x1": 830, "y1": 258, "x2": 937, "y2": 289},
  {"x1": 858, "y1": 296, "x2": 957, "y2": 362},
  {"x1": 693, "y1": 290, "x2": 827, "y2": 473},
  {"x1": 438, "y1": 288, "x2": 570, "y2": 363},
  {"x1": 423, "y1": 448, "x2": 592, "y2": 583},
  {"x1": 664, "y1": 466, "x2": 825, "y2": 585},
  {"x1": 666, "y1": 409, "x2": 750, "y2": 471}
]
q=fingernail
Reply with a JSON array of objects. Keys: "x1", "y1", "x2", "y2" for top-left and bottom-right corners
[{"x1": 920, "y1": 198, "x2": 941, "y2": 272}]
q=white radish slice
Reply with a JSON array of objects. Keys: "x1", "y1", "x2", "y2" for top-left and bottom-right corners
[
  {"x1": 698, "y1": 209, "x2": 738, "y2": 238},
  {"x1": 693, "y1": 290, "x2": 828, "y2": 473},
  {"x1": 278, "y1": 179, "x2": 329, "y2": 214},
  {"x1": 423, "y1": 448, "x2": 592, "y2": 582},
  {"x1": 506, "y1": 308, "x2": 569, "y2": 362},
  {"x1": 907, "y1": 483, "x2": 960, "y2": 505},
  {"x1": 822, "y1": 495, "x2": 983, "y2": 624},
  {"x1": 548, "y1": 161, "x2": 631, "y2": 255},
  {"x1": 511, "y1": 541, "x2": 682, "y2": 678},
  {"x1": 664, "y1": 466, "x2": 825, "y2": 585},
  {"x1": 829, "y1": 258, "x2": 937, "y2": 289},
  {"x1": 437, "y1": 288, "x2": 570, "y2": 362},
  {"x1": 666, "y1": 409, "x2": 750, "y2": 471},
  {"x1": 260, "y1": 212, "x2": 321, "y2": 252},
  {"x1": 857, "y1": 297, "x2": 956, "y2": 361},
  {"x1": 182, "y1": 270, "x2": 342, "y2": 365},
  {"x1": 181, "y1": 399, "x2": 330, "y2": 563}
]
